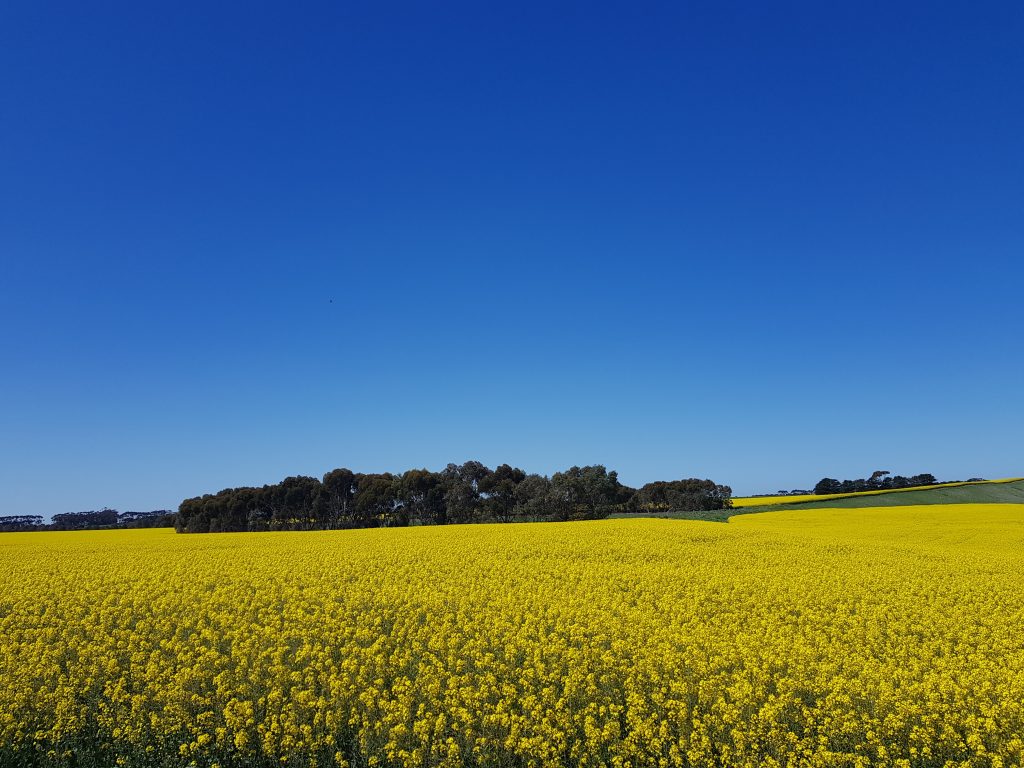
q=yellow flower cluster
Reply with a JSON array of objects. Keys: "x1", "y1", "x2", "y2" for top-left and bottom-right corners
[{"x1": 2, "y1": 504, "x2": 1023, "y2": 767}]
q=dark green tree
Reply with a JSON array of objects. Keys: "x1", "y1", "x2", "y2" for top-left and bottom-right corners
[
  {"x1": 442, "y1": 461, "x2": 493, "y2": 524},
  {"x1": 399, "y1": 469, "x2": 447, "y2": 526},
  {"x1": 813, "y1": 478, "x2": 842, "y2": 495},
  {"x1": 632, "y1": 479, "x2": 732, "y2": 513},
  {"x1": 512, "y1": 474, "x2": 553, "y2": 521},
  {"x1": 550, "y1": 465, "x2": 624, "y2": 520},
  {"x1": 354, "y1": 474, "x2": 401, "y2": 527},
  {"x1": 479, "y1": 463, "x2": 527, "y2": 522},
  {"x1": 318, "y1": 468, "x2": 358, "y2": 528}
]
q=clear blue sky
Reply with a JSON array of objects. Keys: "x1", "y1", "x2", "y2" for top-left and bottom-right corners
[{"x1": 1, "y1": 1, "x2": 1022, "y2": 517}]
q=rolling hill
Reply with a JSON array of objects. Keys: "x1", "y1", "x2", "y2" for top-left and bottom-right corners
[{"x1": 611, "y1": 477, "x2": 1024, "y2": 522}]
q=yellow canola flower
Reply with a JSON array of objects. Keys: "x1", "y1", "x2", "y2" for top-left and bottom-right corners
[{"x1": 1, "y1": 504, "x2": 1023, "y2": 767}]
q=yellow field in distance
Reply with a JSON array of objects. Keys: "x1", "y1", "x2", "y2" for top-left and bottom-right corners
[
  {"x1": 731, "y1": 476, "x2": 1024, "y2": 507},
  {"x1": 2, "y1": 504, "x2": 1024, "y2": 767}
]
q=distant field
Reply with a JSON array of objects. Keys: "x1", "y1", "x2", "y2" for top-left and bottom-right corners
[
  {"x1": 608, "y1": 477, "x2": 1024, "y2": 521},
  {"x1": 732, "y1": 476, "x2": 1024, "y2": 507},
  {"x1": 4, "y1": 506, "x2": 1024, "y2": 766},
  {"x1": 740, "y1": 478, "x2": 1024, "y2": 512}
]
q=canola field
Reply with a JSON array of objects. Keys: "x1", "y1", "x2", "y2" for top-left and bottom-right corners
[{"x1": 2, "y1": 505, "x2": 1024, "y2": 768}]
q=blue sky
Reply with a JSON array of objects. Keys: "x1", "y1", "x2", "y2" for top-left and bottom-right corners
[{"x1": 1, "y1": 1, "x2": 1022, "y2": 516}]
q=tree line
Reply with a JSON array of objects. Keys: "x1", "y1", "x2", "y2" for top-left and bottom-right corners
[
  {"x1": 0, "y1": 509, "x2": 176, "y2": 532},
  {"x1": 176, "y1": 462, "x2": 733, "y2": 533},
  {"x1": 812, "y1": 471, "x2": 949, "y2": 496},
  {"x1": 753, "y1": 471, "x2": 987, "y2": 499}
]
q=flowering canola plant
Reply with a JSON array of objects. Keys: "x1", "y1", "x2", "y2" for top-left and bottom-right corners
[{"x1": 2, "y1": 504, "x2": 1024, "y2": 767}]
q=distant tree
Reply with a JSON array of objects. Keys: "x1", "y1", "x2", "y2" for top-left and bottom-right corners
[
  {"x1": 479, "y1": 464, "x2": 527, "y2": 522},
  {"x1": 249, "y1": 487, "x2": 278, "y2": 530},
  {"x1": 173, "y1": 461, "x2": 732, "y2": 533},
  {"x1": 355, "y1": 474, "x2": 400, "y2": 527},
  {"x1": 442, "y1": 461, "x2": 493, "y2": 524},
  {"x1": 632, "y1": 479, "x2": 732, "y2": 514},
  {"x1": 177, "y1": 488, "x2": 253, "y2": 532},
  {"x1": 0, "y1": 515, "x2": 43, "y2": 532},
  {"x1": 247, "y1": 486, "x2": 277, "y2": 531},
  {"x1": 868, "y1": 470, "x2": 891, "y2": 487},
  {"x1": 813, "y1": 478, "x2": 842, "y2": 495},
  {"x1": 399, "y1": 469, "x2": 447, "y2": 526},
  {"x1": 551, "y1": 465, "x2": 624, "y2": 520},
  {"x1": 52, "y1": 509, "x2": 119, "y2": 530},
  {"x1": 318, "y1": 468, "x2": 358, "y2": 528},
  {"x1": 176, "y1": 497, "x2": 201, "y2": 532},
  {"x1": 265, "y1": 476, "x2": 321, "y2": 530},
  {"x1": 118, "y1": 510, "x2": 176, "y2": 528},
  {"x1": 226, "y1": 488, "x2": 258, "y2": 531},
  {"x1": 512, "y1": 474, "x2": 553, "y2": 521},
  {"x1": 810, "y1": 472, "x2": 941, "y2": 497}
]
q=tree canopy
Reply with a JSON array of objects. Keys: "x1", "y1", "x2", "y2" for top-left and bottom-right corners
[
  {"x1": 812, "y1": 473, "x2": 939, "y2": 496},
  {"x1": 175, "y1": 462, "x2": 733, "y2": 533}
]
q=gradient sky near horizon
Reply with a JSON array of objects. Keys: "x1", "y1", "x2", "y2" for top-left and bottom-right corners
[{"x1": 2, "y1": 1, "x2": 1022, "y2": 517}]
